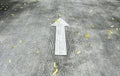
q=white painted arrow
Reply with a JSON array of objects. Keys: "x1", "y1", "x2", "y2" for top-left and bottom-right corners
[{"x1": 52, "y1": 18, "x2": 69, "y2": 55}]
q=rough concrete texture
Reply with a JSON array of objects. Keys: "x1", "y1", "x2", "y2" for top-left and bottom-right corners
[{"x1": 0, "y1": 0, "x2": 120, "y2": 76}]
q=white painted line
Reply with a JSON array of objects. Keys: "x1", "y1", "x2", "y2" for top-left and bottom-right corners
[{"x1": 52, "y1": 18, "x2": 69, "y2": 55}]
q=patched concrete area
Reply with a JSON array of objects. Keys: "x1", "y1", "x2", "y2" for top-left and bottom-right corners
[{"x1": 0, "y1": 0, "x2": 120, "y2": 76}]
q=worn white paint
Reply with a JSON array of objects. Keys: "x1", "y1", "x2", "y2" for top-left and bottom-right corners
[{"x1": 52, "y1": 18, "x2": 69, "y2": 55}]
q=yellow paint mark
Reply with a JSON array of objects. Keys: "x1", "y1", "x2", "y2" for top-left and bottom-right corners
[
  {"x1": 12, "y1": 45, "x2": 17, "y2": 48},
  {"x1": 52, "y1": 62, "x2": 58, "y2": 76},
  {"x1": 19, "y1": 40, "x2": 23, "y2": 44},
  {"x1": 108, "y1": 29, "x2": 113, "y2": 35},
  {"x1": 55, "y1": 19, "x2": 60, "y2": 23},
  {"x1": 52, "y1": 68, "x2": 58, "y2": 76},
  {"x1": 85, "y1": 34, "x2": 91, "y2": 38},
  {"x1": 76, "y1": 51, "x2": 81, "y2": 54},
  {"x1": 9, "y1": 59, "x2": 12, "y2": 63},
  {"x1": 54, "y1": 62, "x2": 57, "y2": 68}
]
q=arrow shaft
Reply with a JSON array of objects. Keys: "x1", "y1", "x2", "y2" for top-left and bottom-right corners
[{"x1": 55, "y1": 25, "x2": 67, "y2": 55}]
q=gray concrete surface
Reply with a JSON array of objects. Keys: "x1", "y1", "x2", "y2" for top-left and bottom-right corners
[{"x1": 0, "y1": 0, "x2": 120, "y2": 76}]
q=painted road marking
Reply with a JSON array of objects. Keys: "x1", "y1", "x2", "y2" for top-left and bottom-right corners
[{"x1": 52, "y1": 18, "x2": 69, "y2": 55}]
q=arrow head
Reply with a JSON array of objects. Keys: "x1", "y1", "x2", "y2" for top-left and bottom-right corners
[{"x1": 51, "y1": 18, "x2": 69, "y2": 27}]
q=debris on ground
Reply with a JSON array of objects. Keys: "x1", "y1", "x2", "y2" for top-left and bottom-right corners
[
  {"x1": 116, "y1": 28, "x2": 119, "y2": 31},
  {"x1": 76, "y1": 50, "x2": 81, "y2": 55},
  {"x1": 112, "y1": 18, "x2": 114, "y2": 21},
  {"x1": 108, "y1": 29, "x2": 113, "y2": 39},
  {"x1": 110, "y1": 25, "x2": 114, "y2": 28},
  {"x1": 12, "y1": 45, "x2": 17, "y2": 48},
  {"x1": 35, "y1": 50, "x2": 40, "y2": 54},
  {"x1": 91, "y1": 25, "x2": 95, "y2": 29},
  {"x1": 23, "y1": 3, "x2": 27, "y2": 6},
  {"x1": 11, "y1": 14, "x2": 15, "y2": 16},
  {"x1": 35, "y1": 48, "x2": 40, "y2": 54},
  {"x1": 36, "y1": 50, "x2": 40, "y2": 54},
  {"x1": 55, "y1": 19, "x2": 60, "y2": 23},
  {"x1": 77, "y1": 32, "x2": 80, "y2": 36},
  {"x1": 0, "y1": 5, "x2": 8, "y2": 11},
  {"x1": 58, "y1": 13, "x2": 61, "y2": 17},
  {"x1": 89, "y1": 43, "x2": 93, "y2": 47},
  {"x1": 108, "y1": 29, "x2": 113, "y2": 35},
  {"x1": 8, "y1": 59, "x2": 12, "y2": 64},
  {"x1": 20, "y1": 7, "x2": 23, "y2": 9},
  {"x1": 89, "y1": 9, "x2": 93, "y2": 13},
  {"x1": 19, "y1": 39, "x2": 23, "y2": 44},
  {"x1": 108, "y1": 36, "x2": 111, "y2": 39}
]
